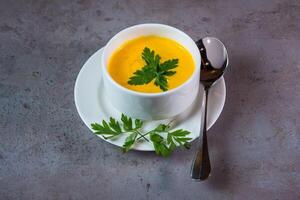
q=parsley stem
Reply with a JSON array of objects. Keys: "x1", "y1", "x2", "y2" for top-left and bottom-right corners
[
  {"x1": 136, "y1": 130, "x2": 154, "y2": 141},
  {"x1": 135, "y1": 130, "x2": 149, "y2": 142},
  {"x1": 101, "y1": 130, "x2": 149, "y2": 141}
]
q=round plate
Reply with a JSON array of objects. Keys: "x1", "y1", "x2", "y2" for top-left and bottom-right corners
[{"x1": 74, "y1": 48, "x2": 226, "y2": 151}]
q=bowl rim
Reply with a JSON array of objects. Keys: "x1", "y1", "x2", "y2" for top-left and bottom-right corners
[{"x1": 102, "y1": 23, "x2": 201, "y2": 97}]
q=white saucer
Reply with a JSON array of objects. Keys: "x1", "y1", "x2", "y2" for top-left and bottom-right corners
[{"x1": 74, "y1": 48, "x2": 226, "y2": 151}]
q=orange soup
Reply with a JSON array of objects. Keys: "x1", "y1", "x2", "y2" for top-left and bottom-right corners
[{"x1": 108, "y1": 36, "x2": 195, "y2": 93}]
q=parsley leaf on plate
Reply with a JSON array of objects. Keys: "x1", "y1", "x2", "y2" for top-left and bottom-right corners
[
  {"x1": 167, "y1": 129, "x2": 192, "y2": 150},
  {"x1": 121, "y1": 113, "x2": 133, "y2": 131},
  {"x1": 150, "y1": 133, "x2": 171, "y2": 157},
  {"x1": 123, "y1": 132, "x2": 138, "y2": 152},
  {"x1": 91, "y1": 114, "x2": 191, "y2": 157},
  {"x1": 91, "y1": 119, "x2": 122, "y2": 139}
]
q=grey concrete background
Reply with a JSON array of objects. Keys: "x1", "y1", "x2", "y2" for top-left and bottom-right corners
[{"x1": 0, "y1": 0, "x2": 299, "y2": 199}]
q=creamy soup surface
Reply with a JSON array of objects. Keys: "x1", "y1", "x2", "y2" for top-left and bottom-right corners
[{"x1": 108, "y1": 36, "x2": 195, "y2": 93}]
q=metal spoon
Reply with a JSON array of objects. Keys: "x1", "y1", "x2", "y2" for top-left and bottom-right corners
[{"x1": 190, "y1": 37, "x2": 229, "y2": 180}]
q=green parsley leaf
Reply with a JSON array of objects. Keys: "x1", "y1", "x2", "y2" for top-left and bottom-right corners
[
  {"x1": 142, "y1": 47, "x2": 161, "y2": 69},
  {"x1": 163, "y1": 71, "x2": 176, "y2": 76},
  {"x1": 128, "y1": 66, "x2": 156, "y2": 85},
  {"x1": 91, "y1": 119, "x2": 122, "y2": 139},
  {"x1": 109, "y1": 117, "x2": 122, "y2": 133},
  {"x1": 150, "y1": 133, "x2": 171, "y2": 157},
  {"x1": 122, "y1": 132, "x2": 138, "y2": 152},
  {"x1": 154, "y1": 124, "x2": 171, "y2": 132},
  {"x1": 128, "y1": 47, "x2": 179, "y2": 91},
  {"x1": 135, "y1": 119, "x2": 143, "y2": 129},
  {"x1": 121, "y1": 113, "x2": 133, "y2": 131},
  {"x1": 154, "y1": 74, "x2": 168, "y2": 91},
  {"x1": 167, "y1": 129, "x2": 192, "y2": 148},
  {"x1": 160, "y1": 59, "x2": 179, "y2": 71}
]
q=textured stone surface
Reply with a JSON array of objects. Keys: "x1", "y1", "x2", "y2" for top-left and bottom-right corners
[{"x1": 0, "y1": 0, "x2": 300, "y2": 199}]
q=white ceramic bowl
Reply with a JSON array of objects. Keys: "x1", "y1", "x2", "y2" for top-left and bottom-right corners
[{"x1": 101, "y1": 24, "x2": 201, "y2": 120}]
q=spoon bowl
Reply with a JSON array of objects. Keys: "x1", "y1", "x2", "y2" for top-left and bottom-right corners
[{"x1": 197, "y1": 37, "x2": 229, "y2": 88}]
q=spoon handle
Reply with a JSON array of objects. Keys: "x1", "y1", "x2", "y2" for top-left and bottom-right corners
[{"x1": 190, "y1": 88, "x2": 211, "y2": 180}]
